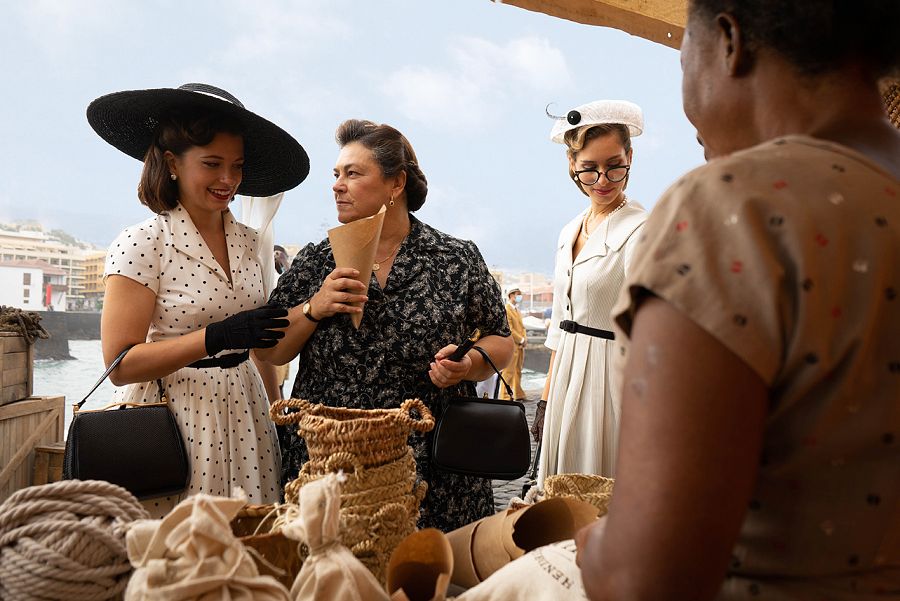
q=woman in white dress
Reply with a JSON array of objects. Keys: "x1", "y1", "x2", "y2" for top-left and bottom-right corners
[
  {"x1": 538, "y1": 100, "x2": 648, "y2": 482},
  {"x1": 90, "y1": 83, "x2": 308, "y2": 516}
]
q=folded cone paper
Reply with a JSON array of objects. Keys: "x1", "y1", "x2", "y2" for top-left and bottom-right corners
[
  {"x1": 446, "y1": 497, "x2": 599, "y2": 588},
  {"x1": 327, "y1": 205, "x2": 386, "y2": 329},
  {"x1": 387, "y1": 528, "x2": 454, "y2": 601}
]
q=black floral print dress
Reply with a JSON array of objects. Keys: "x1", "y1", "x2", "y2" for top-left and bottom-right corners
[{"x1": 269, "y1": 216, "x2": 510, "y2": 532}]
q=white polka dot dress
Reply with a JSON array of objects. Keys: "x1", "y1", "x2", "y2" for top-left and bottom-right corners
[{"x1": 104, "y1": 204, "x2": 280, "y2": 517}]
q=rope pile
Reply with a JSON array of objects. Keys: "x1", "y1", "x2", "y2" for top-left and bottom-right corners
[
  {"x1": 0, "y1": 479, "x2": 149, "y2": 601},
  {"x1": 272, "y1": 398, "x2": 434, "y2": 584},
  {"x1": 0, "y1": 305, "x2": 50, "y2": 344}
]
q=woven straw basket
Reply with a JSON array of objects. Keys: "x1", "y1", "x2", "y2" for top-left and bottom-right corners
[
  {"x1": 231, "y1": 504, "x2": 302, "y2": 590},
  {"x1": 544, "y1": 474, "x2": 615, "y2": 516},
  {"x1": 271, "y1": 398, "x2": 434, "y2": 468},
  {"x1": 882, "y1": 76, "x2": 899, "y2": 129}
]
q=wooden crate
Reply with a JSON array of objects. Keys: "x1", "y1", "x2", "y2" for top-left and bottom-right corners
[
  {"x1": 1, "y1": 333, "x2": 34, "y2": 406},
  {"x1": 33, "y1": 441, "x2": 66, "y2": 486},
  {"x1": 0, "y1": 396, "x2": 65, "y2": 503}
]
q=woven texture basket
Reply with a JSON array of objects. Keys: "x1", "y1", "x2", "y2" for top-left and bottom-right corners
[
  {"x1": 274, "y1": 399, "x2": 435, "y2": 584},
  {"x1": 231, "y1": 504, "x2": 302, "y2": 590},
  {"x1": 544, "y1": 473, "x2": 615, "y2": 517},
  {"x1": 882, "y1": 76, "x2": 899, "y2": 130},
  {"x1": 271, "y1": 398, "x2": 434, "y2": 468}
]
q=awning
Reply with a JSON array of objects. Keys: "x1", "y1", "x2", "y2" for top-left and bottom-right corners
[{"x1": 492, "y1": 0, "x2": 686, "y2": 49}]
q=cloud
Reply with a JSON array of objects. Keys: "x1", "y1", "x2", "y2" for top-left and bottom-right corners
[
  {"x1": 224, "y1": 0, "x2": 351, "y2": 64},
  {"x1": 381, "y1": 35, "x2": 572, "y2": 133}
]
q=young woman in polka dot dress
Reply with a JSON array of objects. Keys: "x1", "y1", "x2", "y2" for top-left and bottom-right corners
[
  {"x1": 88, "y1": 84, "x2": 308, "y2": 517},
  {"x1": 576, "y1": 1, "x2": 900, "y2": 599}
]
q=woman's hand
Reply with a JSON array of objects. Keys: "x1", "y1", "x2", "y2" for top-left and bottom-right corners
[
  {"x1": 574, "y1": 517, "x2": 606, "y2": 568},
  {"x1": 309, "y1": 267, "x2": 368, "y2": 319},
  {"x1": 429, "y1": 344, "x2": 473, "y2": 388}
]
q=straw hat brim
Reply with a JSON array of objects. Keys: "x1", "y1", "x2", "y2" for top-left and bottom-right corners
[{"x1": 87, "y1": 87, "x2": 310, "y2": 197}]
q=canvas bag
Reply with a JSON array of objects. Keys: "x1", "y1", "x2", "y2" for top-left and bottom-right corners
[
  {"x1": 454, "y1": 540, "x2": 587, "y2": 601},
  {"x1": 124, "y1": 492, "x2": 290, "y2": 601},
  {"x1": 282, "y1": 473, "x2": 390, "y2": 601}
]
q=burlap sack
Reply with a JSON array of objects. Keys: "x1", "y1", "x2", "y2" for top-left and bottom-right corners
[
  {"x1": 282, "y1": 474, "x2": 389, "y2": 601},
  {"x1": 125, "y1": 493, "x2": 289, "y2": 601},
  {"x1": 454, "y1": 540, "x2": 587, "y2": 600}
]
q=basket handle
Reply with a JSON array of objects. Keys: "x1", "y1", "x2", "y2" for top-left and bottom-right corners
[
  {"x1": 321, "y1": 451, "x2": 365, "y2": 475},
  {"x1": 397, "y1": 398, "x2": 435, "y2": 433},
  {"x1": 269, "y1": 398, "x2": 313, "y2": 425}
]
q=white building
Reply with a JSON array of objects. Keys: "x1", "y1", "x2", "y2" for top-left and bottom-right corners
[
  {"x1": 0, "y1": 260, "x2": 67, "y2": 311},
  {"x1": 0, "y1": 227, "x2": 99, "y2": 310}
]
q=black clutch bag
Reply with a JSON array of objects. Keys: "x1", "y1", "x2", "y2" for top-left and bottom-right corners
[
  {"x1": 431, "y1": 345, "x2": 532, "y2": 480},
  {"x1": 63, "y1": 346, "x2": 190, "y2": 500}
]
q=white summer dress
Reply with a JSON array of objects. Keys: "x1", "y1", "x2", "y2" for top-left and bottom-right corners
[
  {"x1": 539, "y1": 201, "x2": 646, "y2": 483},
  {"x1": 104, "y1": 204, "x2": 280, "y2": 517}
]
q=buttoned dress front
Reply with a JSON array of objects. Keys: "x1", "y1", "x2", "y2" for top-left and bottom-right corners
[
  {"x1": 539, "y1": 202, "x2": 646, "y2": 483},
  {"x1": 104, "y1": 204, "x2": 281, "y2": 517}
]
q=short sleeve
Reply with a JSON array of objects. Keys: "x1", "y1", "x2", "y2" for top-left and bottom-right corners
[
  {"x1": 612, "y1": 169, "x2": 788, "y2": 385},
  {"x1": 104, "y1": 220, "x2": 162, "y2": 293},
  {"x1": 268, "y1": 241, "x2": 329, "y2": 308},
  {"x1": 463, "y1": 241, "x2": 511, "y2": 338}
]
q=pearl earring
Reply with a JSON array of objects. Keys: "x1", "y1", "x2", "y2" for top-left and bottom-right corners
[{"x1": 170, "y1": 173, "x2": 177, "y2": 181}]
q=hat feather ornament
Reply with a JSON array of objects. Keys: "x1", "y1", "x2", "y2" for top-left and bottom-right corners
[{"x1": 547, "y1": 100, "x2": 644, "y2": 144}]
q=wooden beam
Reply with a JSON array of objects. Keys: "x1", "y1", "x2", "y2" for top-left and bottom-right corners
[{"x1": 493, "y1": 0, "x2": 686, "y2": 49}]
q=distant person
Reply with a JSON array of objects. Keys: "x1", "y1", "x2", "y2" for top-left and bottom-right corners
[
  {"x1": 92, "y1": 83, "x2": 307, "y2": 516},
  {"x1": 274, "y1": 244, "x2": 291, "y2": 275},
  {"x1": 576, "y1": 1, "x2": 900, "y2": 598},
  {"x1": 258, "y1": 119, "x2": 513, "y2": 532},
  {"x1": 538, "y1": 100, "x2": 648, "y2": 482},
  {"x1": 499, "y1": 285, "x2": 527, "y2": 400}
]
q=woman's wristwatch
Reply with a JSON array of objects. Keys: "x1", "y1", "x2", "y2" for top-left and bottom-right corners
[{"x1": 301, "y1": 299, "x2": 320, "y2": 323}]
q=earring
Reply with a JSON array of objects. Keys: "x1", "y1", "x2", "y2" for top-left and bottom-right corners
[
  {"x1": 170, "y1": 173, "x2": 177, "y2": 181},
  {"x1": 389, "y1": 196, "x2": 395, "y2": 207}
]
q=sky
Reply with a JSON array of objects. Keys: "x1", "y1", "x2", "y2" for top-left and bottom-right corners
[{"x1": 0, "y1": 0, "x2": 704, "y2": 276}]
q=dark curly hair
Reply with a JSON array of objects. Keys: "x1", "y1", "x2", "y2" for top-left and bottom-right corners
[
  {"x1": 335, "y1": 119, "x2": 428, "y2": 212},
  {"x1": 689, "y1": 0, "x2": 900, "y2": 78}
]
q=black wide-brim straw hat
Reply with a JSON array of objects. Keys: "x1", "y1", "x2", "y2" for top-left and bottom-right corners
[{"x1": 86, "y1": 83, "x2": 310, "y2": 197}]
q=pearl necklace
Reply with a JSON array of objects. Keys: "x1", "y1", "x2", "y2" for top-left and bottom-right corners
[{"x1": 581, "y1": 196, "x2": 628, "y2": 240}]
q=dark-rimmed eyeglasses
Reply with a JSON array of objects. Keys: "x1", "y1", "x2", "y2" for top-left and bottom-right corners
[{"x1": 572, "y1": 165, "x2": 630, "y2": 185}]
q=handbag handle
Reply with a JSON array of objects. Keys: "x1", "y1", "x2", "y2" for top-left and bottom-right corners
[
  {"x1": 75, "y1": 345, "x2": 165, "y2": 410},
  {"x1": 471, "y1": 345, "x2": 514, "y2": 400}
]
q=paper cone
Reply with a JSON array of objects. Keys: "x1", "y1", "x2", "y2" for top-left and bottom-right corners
[
  {"x1": 327, "y1": 205, "x2": 386, "y2": 329},
  {"x1": 446, "y1": 497, "x2": 599, "y2": 587},
  {"x1": 387, "y1": 528, "x2": 453, "y2": 601}
]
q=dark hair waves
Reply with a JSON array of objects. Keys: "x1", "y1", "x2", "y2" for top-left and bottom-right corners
[{"x1": 335, "y1": 119, "x2": 429, "y2": 212}]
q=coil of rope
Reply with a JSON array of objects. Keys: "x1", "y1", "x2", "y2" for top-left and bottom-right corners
[
  {"x1": 0, "y1": 305, "x2": 50, "y2": 345},
  {"x1": 0, "y1": 479, "x2": 149, "y2": 601}
]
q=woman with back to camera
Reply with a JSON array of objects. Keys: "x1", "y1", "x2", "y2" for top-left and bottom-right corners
[
  {"x1": 536, "y1": 101, "x2": 648, "y2": 482},
  {"x1": 91, "y1": 83, "x2": 307, "y2": 516},
  {"x1": 576, "y1": 1, "x2": 900, "y2": 599},
  {"x1": 258, "y1": 119, "x2": 513, "y2": 532}
]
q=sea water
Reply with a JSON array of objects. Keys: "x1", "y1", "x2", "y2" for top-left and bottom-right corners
[{"x1": 34, "y1": 339, "x2": 547, "y2": 435}]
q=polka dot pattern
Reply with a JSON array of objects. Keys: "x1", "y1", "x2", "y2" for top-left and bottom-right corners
[
  {"x1": 612, "y1": 135, "x2": 900, "y2": 598},
  {"x1": 104, "y1": 204, "x2": 280, "y2": 517}
]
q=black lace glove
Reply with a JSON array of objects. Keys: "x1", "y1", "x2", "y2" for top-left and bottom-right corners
[
  {"x1": 204, "y1": 305, "x2": 290, "y2": 357},
  {"x1": 531, "y1": 399, "x2": 547, "y2": 443}
]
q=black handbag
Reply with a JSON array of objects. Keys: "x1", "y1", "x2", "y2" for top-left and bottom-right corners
[
  {"x1": 63, "y1": 346, "x2": 190, "y2": 500},
  {"x1": 431, "y1": 346, "x2": 532, "y2": 480}
]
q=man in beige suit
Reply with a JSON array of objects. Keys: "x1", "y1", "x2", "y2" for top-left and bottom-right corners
[{"x1": 500, "y1": 285, "x2": 527, "y2": 400}]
